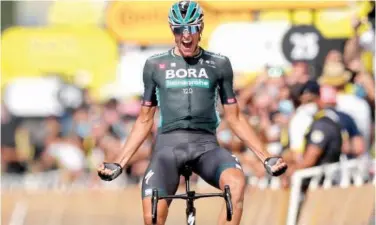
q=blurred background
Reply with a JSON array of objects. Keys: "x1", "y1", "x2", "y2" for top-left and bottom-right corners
[{"x1": 1, "y1": 1, "x2": 375, "y2": 225}]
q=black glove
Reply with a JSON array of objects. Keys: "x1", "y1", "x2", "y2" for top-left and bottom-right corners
[
  {"x1": 98, "y1": 163, "x2": 123, "y2": 181},
  {"x1": 264, "y1": 157, "x2": 288, "y2": 176}
]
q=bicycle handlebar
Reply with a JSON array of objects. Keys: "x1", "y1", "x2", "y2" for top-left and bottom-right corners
[
  {"x1": 151, "y1": 185, "x2": 233, "y2": 225},
  {"x1": 160, "y1": 192, "x2": 223, "y2": 200}
]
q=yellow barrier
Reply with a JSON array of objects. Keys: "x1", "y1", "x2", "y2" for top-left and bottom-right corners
[{"x1": 2, "y1": 185, "x2": 374, "y2": 225}]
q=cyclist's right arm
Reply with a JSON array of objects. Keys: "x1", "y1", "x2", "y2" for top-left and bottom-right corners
[{"x1": 116, "y1": 59, "x2": 158, "y2": 167}]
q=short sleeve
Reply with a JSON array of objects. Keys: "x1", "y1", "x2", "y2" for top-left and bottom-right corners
[
  {"x1": 141, "y1": 59, "x2": 158, "y2": 107},
  {"x1": 343, "y1": 113, "x2": 361, "y2": 137},
  {"x1": 218, "y1": 57, "x2": 237, "y2": 105},
  {"x1": 306, "y1": 120, "x2": 331, "y2": 151}
]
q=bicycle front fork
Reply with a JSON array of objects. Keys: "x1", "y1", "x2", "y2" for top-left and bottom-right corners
[
  {"x1": 186, "y1": 191, "x2": 196, "y2": 225},
  {"x1": 186, "y1": 205, "x2": 196, "y2": 225}
]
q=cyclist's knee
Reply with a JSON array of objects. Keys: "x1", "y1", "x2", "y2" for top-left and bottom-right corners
[
  {"x1": 143, "y1": 214, "x2": 165, "y2": 225},
  {"x1": 219, "y1": 168, "x2": 246, "y2": 203}
]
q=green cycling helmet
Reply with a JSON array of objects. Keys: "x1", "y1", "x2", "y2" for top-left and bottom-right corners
[{"x1": 168, "y1": 1, "x2": 204, "y2": 26}]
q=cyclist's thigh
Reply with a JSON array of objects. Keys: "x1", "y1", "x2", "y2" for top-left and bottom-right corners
[
  {"x1": 141, "y1": 146, "x2": 180, "y2": 205},
  {"x1": 193, "y1": 147, "x2": 243, "y2": 189}
]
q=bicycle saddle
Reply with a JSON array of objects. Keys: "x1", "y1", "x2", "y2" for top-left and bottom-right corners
[{"x1": 180, "y1": 165, "x2": 193, "y2": 178}]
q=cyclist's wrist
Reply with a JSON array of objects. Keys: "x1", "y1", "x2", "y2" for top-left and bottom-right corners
[{"x1": 116, "y1": 159, "x2": 127, "y2": 168}]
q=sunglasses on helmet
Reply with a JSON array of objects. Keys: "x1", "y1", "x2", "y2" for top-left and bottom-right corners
[{"x1": 171, "y1": 24, "x2": 201, "y2": 35}]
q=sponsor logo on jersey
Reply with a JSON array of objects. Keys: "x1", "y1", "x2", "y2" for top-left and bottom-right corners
[
  {"x1": 149, "y1": 52, "x2": 169, "y2": 59},
  {"x1": 143, "y1": 101, "x2": 152, "y2": 106},
  {"x1": 310, "y1": 130, "x2": 324, "y2": 143},
  {"x1": 227, "y1": 98, "x2": 236, "y2": 103},
  {"x1": 204, "y1": 51, "x2": 226, "y2": 60},
  {"x1": 144, "y1": 188, "x2": 152, "y2": 196},
  {"x1": 165, "y1": 68, "x2": 210, "y2": 88},
  {"x1": 159, "y1": 64, "x2": 166, "y2": 69},
  {"x1": 145, "y1": 170, "x2": 154, "y2": 185}
]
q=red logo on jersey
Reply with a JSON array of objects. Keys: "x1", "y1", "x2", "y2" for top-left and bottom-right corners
[
  {"x1": 227, "y1": 98, "x2": 236, "y2": 103},
  {"x1": 144, "y1": 101, "x2": 152, "y2": 106},
  {"x1": 159, "y1": 64, "x2": 166, "y2": 69}
]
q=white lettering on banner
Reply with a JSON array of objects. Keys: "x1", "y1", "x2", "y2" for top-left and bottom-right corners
[
  {"x1": 165, "y1": 68, "x2": 208, "y2": 79},
  {"x1": 290, "y1": 32, "x2": 319, "y2": 60}
]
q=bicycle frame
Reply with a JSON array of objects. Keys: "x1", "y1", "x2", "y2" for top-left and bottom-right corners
[{"x1": 151, "y1": 166, "x2": 233, "y2": 225}]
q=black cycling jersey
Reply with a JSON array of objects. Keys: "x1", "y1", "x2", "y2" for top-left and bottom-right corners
[{"x1": 141, "y1": 47, "x2": 237, "y2": 134}]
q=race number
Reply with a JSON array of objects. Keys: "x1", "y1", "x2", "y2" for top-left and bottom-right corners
[
  {"x1": 282, "y1": 25, "x2": 324, "y2": 63},
  {"x1": 289, "y1": 32, "x2": 319, "y2": 60},
  {"x1": 183, "y1": 88, "x2": 193, "y2": 94}
]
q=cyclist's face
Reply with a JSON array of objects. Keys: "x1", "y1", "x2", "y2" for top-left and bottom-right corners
[{"x1": 171, "y1": 24, "x2": 202, "y2": 57}]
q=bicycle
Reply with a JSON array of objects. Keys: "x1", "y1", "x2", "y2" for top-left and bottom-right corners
[{"x1": 151, "y1": 165, "x2": 233, "y2": 225}]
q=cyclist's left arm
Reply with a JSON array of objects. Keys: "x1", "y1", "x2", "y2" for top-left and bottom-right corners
[{"x1": 219, "y1": 57, "x2": 272, "y2": 162}]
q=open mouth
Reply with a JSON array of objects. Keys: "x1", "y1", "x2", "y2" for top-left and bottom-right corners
[{"x1": 182, "y1": 40, "x2": 193, "y2": 49}]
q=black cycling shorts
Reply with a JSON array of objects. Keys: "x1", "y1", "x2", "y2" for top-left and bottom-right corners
[{"x1": 141, "y1": 129, "x2": 243, "y2": 203}]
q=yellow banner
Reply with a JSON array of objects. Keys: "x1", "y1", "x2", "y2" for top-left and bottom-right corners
[
  {"x1": 47, "y1": 1, "x2": 106, "y2": 26},
  {"x1": 105, "y1": 1, "x2": 369, "y2": 44},
  {"x1": 315, "y1": 1, "x2": 373, "y2": 39},
  {"x1": 105, "y1": 1, "x2": 253, "y2": 45},
  {"x1": 1, "y1": 27, "x2": 118, "y2": 93},
  {"x1": 198, "y1": 1, "x2": 349, "y2": 11},
  {"x1": 106, "y1": 2, "x2": 173, "y2": 45}
]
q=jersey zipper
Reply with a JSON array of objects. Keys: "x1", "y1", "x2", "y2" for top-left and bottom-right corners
[{"x1": 186, "y1": 61, "x2": 191, "y2": 116}]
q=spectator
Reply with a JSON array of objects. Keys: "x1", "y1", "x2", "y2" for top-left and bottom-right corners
[
  {"x1": 286, "y1": 88, "x2": 344, "y2": 181},
  {"x1": 344, "y1": 15, "x2": 375, "y2": 65},
  {"x1": 288, "y1": 80, "x2": 320, "y2": 159},
  {"x1": 40, "y1": 134, "x2": 87, "y2": 183},
  {"x1": 325, "y1": 50, "x2": 344, "y2": 64},
  {"x1": 318, "y1": 85, "x2": 365, "y2": 158},
  {"x1": 318, "y1": 62, "x2": 372, "y2": 150},
  {"x1": 1, "y1": 104, "x2": 25, "y2": 173},
  {"x1": 286, "y1": 62, "x2": 310, "y2": 86}
]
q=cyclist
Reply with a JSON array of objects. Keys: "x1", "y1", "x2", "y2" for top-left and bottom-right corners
[{"x1": 98, "y1": 1, "x2": 287, "y2": 225}]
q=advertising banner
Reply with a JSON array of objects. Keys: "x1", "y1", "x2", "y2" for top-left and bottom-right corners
[
  {"x1": 198, "y1": 1, "x2": 348, "y2": 11},
  {"x1": 1, "y1": 27, "x2": 118, "y2": 91},
  {"x1": 105, "y1": 1, "x2": 252, "y2": 45}
]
